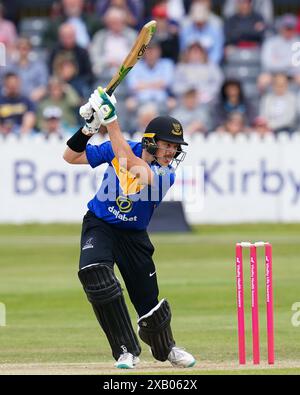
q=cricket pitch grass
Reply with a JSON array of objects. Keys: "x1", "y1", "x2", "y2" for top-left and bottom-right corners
[{"x1": 0, "y1": 223, "x2": 300, "y2": 375}]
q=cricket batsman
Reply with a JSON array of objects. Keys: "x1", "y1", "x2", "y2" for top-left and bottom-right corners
[{"x1": 63, "y1": 87, "x2": 196, "y2": 369}]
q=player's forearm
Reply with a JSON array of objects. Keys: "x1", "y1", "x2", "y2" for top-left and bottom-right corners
[
  {"x1": 106, "y1": 120, "x2": 136, "y2": 165},
  {"x1": 63, "y1": 146, "x2": 87, "y2": 164}
]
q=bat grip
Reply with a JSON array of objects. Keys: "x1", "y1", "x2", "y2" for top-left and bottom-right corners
[
  {"x1": 86, "y1": 85, "x2": 115, "y2": 123},
  {"x1": 106, "y1": 87, "x2": 114, "y2": 97}
]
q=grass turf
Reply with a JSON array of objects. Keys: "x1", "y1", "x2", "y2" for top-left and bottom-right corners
[{"x1": 0, "y1": 223, "x2": 300, "y2": 375}]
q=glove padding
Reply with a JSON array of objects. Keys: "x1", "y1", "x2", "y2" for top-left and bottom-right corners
[
  {"x1": 89, "y1": 87, "x2": 117, "y2": 125},
  {"x1": 79, "y1": 102, "x2": 102, "y2": 135},
  {"x1": 79, "y1": 88, "x2": 117, "y2": 135}
]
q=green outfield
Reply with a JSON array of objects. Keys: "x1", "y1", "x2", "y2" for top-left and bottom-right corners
[{"x1": 0, "y1": 223, "x2": 300, "y2": 375}]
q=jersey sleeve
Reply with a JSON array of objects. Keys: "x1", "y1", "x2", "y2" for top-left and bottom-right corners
[{"x1": 85, "y1": 141, "x2": 115, "y2": 168}]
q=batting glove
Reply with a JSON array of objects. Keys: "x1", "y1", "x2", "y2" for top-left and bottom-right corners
[
  {"x1": 89, "y1": 87, "x2": 117, "y2": 125},
  {"x1": 79, "y1": 102, "x2": 102, "y2": 135}
]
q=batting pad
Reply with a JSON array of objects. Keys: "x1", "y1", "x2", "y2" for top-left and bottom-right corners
[
  {"x1": 138, "y1": 299, "x2": 175, "y2": 361},
  {"x1": 78, "y1": 263, "x2": 141, "y2": 360}
]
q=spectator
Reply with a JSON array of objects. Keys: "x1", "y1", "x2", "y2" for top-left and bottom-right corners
[
  {"x1": 251, "y1": 116, "x2": 273, "y2": 137},
  {"x1": 171, "y1": 88, "x2": 211, "y2": 135},
  {"x1": 128, "y1": 102, "x2": 159, "y2": 136},
  {"x1": 0, "y1": 0, "x2": 19, "y2": 26},
  {"x1": 96, "y1": 0, "x2": 144, "y2": 29},
  {"x1": 180, "y1": 2, "x2": 224, "y2": 64},
  {"x1": 49, "y1": 23, "x2": 93, "y2": 93},
  {"x1": 37, "y1": 77, "x2": 81, "y2": 133},
  {"x1": 173, "y1": 40, "x2": 223, "y2": 104},
  {"x1": 216, "y1": 112, "x2": 249, "y2": 136},
  {"x1": 90, "y1": 7, "x2": 136, "y2": 84},
  {"x1": 223, "y1": 0, "x2": 273, "y2": 25},
  {"x1": 7, "y1": 37, "x2": 48, "y2": 102},
  {"x1": 54, "y1": 56, "x2": 87, "y2": 99},
  {"x1": 224, "y1": 0, "x2": 266, "y2": 49},
  {"x1": 43, "y1": 0, "x2": 103, "y2": 49},
  {"x1": 165, "y1": 0, "x2": 186, "y2": 24},
  {"x1": 143, "y1": 0, "x2": 186, "y2": 24},
  {"x1": 183, "y1": 0, "x2": 223, "y2": 28},
  {"x1": 258, "y1": 15, "x2": 300, "y2": 92},
  {"x1": 214, "y1": 79, "x2": 256, "y2": 128},
  {"x1": 297, "y1": 12, "x2": 300, "y2": 34},
  {"x1": 0, "y1": 1, "x2": 18, "y2": 54},
  {"x1": 41, "y1": 106, "x2": 68, "y2": 139},
  {"x1": 0, "y1": 72, "x2": 36, "y2": 135},
  {"x1": 147, "y1": 0, "x2": 186, "y2": 24},
  {"x1": 259, "y1": 74, "x2": 298, "y2": 134},
  {"x1": 151, "y1": 3, "x2": 180, "y2": 63},
  {"x1": 126, "y1": 39, "x2": 175, "y2": 110}
]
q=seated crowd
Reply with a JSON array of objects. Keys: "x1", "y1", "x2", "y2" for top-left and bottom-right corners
[{"x1": 1, "y1": 0, "x2": 300, "y2": 138}]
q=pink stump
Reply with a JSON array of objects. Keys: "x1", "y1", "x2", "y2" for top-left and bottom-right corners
[
  {"x1": 265, "y1": 243, "x2": 275, "y2": 364},
  {"x1": 236, "y1": 244, "x2": 246, "y2": 364},
  {"x1": 250, "y1": 245, "x2": 260, "y2": 364}
]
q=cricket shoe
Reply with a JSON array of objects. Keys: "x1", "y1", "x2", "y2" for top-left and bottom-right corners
[
  {"x1": 167, "y1": 347, "x2": 196, "y2": 368},
  {"x1": 114, "y1": 352, "x2": 140, "y2": 369}
]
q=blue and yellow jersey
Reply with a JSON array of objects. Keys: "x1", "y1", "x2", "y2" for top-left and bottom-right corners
[{"x1": 86, "y1": 140, "x2": 175, "y2": 230}]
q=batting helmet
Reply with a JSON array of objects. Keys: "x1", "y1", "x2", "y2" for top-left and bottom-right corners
[{"x1": 142, "y1": 116, "x2": 188, "y2": 166}]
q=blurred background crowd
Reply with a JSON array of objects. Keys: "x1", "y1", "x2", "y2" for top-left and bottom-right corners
[{"x1": 0, "y1": 0, "x2": 300, "y2": 139}]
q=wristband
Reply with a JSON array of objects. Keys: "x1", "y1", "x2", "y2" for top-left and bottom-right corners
[{"x1": 66, "y1": 128, "x2": 91, "y2": 153}]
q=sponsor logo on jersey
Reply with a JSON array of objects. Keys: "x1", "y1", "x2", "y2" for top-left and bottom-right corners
[
  {"x1": 108, "y1": 206, "x2": 137, "y2": 222},
  {"x1": 116, "y1": 195, "x2": 133, "y2": 213}
]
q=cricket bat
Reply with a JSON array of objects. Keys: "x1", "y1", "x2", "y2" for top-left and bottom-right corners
[
  {"x1": 91, "y1": 20, "x2": 157, "y2": 126},
  {"x1": 105, "y1": 20, "x2": 157, "y2": 97}
]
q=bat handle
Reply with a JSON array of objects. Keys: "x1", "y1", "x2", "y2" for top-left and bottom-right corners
[
  {"x1": 85, "y1": 86, "x2": 115, "y2": 123},
  {"x1": 106, "y1": 87, "x2": 114, "y2": 97}
]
